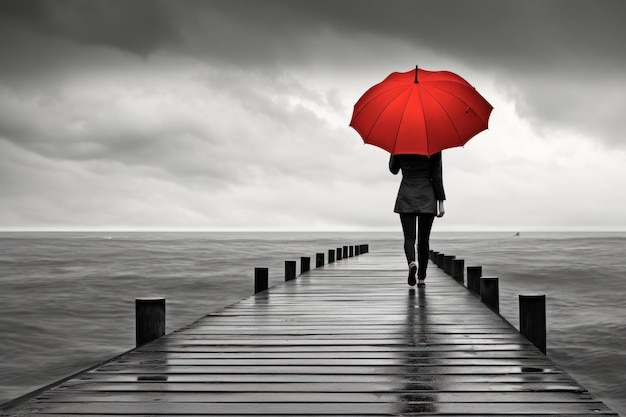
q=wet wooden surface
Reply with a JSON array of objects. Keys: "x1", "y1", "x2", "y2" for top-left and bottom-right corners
[{"x1": 2, "y1": 247, "x2": 617, "y2": 416}]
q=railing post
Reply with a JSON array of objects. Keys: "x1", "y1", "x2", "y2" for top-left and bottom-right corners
[
  {"x1": 452, "y1": 259, "x2": 465, "y2": 283},
  {"x1": 135, "y1": 297, "x2": 165, "y2": 348},
  {"x1": 437, "y1": 253, "x2": 445, "y2": 268},
  {"x1": 520, "y1": 295, "x2": 547, "y2": 354},
  {"x1": 300, "y1": 257, "x2": 310, "y2": 274},
  {"x1": 328, "y1": 249, "x2": 335, "y2": 263},
  {"x1": 285, "y1": 260, "x2": 297, "y2": 281},
  {"x1": 254, "y1": 267, "x2": 269, "y2": 294},
  {"x1": 466, "y1": 266, "x2": 482, "y2": 294},
  {"x1": 443, "y1": 255, "x2": 456, "y2": 275},
  {"x1": 316, "y1": 253, "x2": 325, "y2": 268},
  {"x1": 480, "y1": 277, "x2": 499, "y2": 313}
]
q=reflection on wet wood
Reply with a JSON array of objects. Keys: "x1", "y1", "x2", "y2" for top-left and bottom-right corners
[{"x1": 1, "y1": 247, "x2": 617, "y2": 416}]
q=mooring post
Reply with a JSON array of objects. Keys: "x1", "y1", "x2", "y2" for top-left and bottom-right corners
[
  {"x1": 443, "y1": 255, "x2": 456, "y2": 274},
  {"x1": 431, "y1": 250, "x2": 439, "y2": 263},
  {"x1": 300, "y1": 256, "x2": 310, "y2": 274},
  {"x1": 135, "y1": 297, "x2": 165, "y2": 348},
  {"x1": 328, "y1": 249, "x2": 335, "y2": 263},
  {"x1": 254, "y1": 267, "x2": 269, "y2": 294},
  {"x1": 316, "y1": 253, "x2": 325, "y2": 267},
  {"x1": 452, "y1": 259, "x2": 465, "y2": 283},
  {"x1": 285, "y1": 260, "x2": 297, "y2": 281},
  {"x1": 343, "y1": 245, "x2": 348, "y2": 258},
  {"x1": 437, "y1": 253, "x2": 445, "y2": 268},
  {"x1": 480, "y1": 277, "x2": 500, "y2": 313},
  {"x1": 336, "y1": 247, "x2": 343, "y2": 260},
  {"x1": 349, "y1": 245, "x2": 354, "y2": 257},
  {"x1": 466, "y1": 266, "x2": 482, "y2": 294},
  {"x1": 355, "y1": 245, "x2": 360, "y2": 256},
  {"x1": 520, "y1": 295, "x2": 547, "y2": 354}
]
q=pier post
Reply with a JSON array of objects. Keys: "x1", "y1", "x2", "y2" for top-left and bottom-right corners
[
  {"x1": 443, "y1": 255, "x2": 456, "y2": 274},
  {"x1": 349, "y1": 246, "x2": 354, "y2": 257},
  {"x1": 254, "y1": 267, "x2": 269, "y2": 294},
  {"x1": 343, "y1": 246, "x2": 348, "y2": 258},
  {"x1": 328, "y1": 249, "x2": 335, "y2": 263},
  {"x1": 300, "y1": 257, "x2": 311, "y2": 274},
  {"x1": 316, "y1": 253, "x2": 325, "y2": 268},
  {"x1": 360, "y1": 244, "x2": 369, "y2": 254},
  {"x1": 452, "y1": 259, "x2": 465, "y2": 283},
  {"x1": 355, "y1": 245, "x2": 360, "y2": 255},
  {"x1": 436, "y1": 253, "x2": 445, "y2": 268},
  {"x1": 480, "y1": 277, "x2": 499, "y2": 313},
  {"x1": 336, "y1": 247, "x2": 343, "y2": 260},
  {"x1": 520, "y1": 295, "x2": 547, "y2": 354},
  {"x1": 285, "y1": 261, "x2": 297, "y2": 281},
  {"x1": 466, "y1": 266, "x2": 482, "y2": 294},
  {"x1": 430, "y1": 250, "x2": 438, "y2": 262},
  {"x1": 135, "y1": 297, "x2": 165, "y2": 348}
]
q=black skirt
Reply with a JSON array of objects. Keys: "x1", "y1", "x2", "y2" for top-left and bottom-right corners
[{"x1": 394, "y1": 177, "x2": 436, "y2": 214}]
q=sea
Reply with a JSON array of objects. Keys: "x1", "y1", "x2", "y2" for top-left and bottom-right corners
[{"x1": 0, "y1": 231, "x2": 624, "y2": 415}]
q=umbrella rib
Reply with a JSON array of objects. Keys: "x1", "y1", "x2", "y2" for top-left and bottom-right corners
[
  {"x1": 351, "y1": 84, "x2": 407, "y2": 121},
  {"x1": 426, "y1": 83, "x2": 492, "y2": 127},
  {"x1": 361, "y1": 86, "x2": 411, "y2": 143},
  {"x1": 415, "y1": 87, "x2": 431, "y2": 155},
  {"x1": 421, "y1": 87, "x2": 465, "y2": 147},
  {"x1": 390, "y1": 87, "x2": 415, "y2": 154}
]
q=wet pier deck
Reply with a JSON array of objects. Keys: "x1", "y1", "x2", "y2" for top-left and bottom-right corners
[{"x1": 2, "y1": 247, "x2": 617, "y2": 416}]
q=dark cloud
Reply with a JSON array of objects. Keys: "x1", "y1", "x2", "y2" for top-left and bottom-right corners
[
  {"x1": 0, "y1": 0, "x2": 179, "y2": 55},
  {"x1": 3, "y1": 0, "x2": 624, "y2": 67},
  {"x1": 2, "y1": 0, "x2": 626, "y2": 230},
  {"x1": 2, "y1": 0, "x2": 624, "y2": 146}
]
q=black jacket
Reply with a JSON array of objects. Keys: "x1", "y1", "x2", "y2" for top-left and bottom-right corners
[{"x1": 389, "y1": 153, "x2": 446, "y2": 214}]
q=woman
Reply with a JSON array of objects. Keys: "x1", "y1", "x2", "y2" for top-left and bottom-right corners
[{"x1": 389, "y1": 152, "x2": 445, "y2": 287}]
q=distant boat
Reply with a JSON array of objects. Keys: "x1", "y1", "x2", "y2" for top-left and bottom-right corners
[{"x1": 513, "y1": 232, "x2": 520, "y2": 237}]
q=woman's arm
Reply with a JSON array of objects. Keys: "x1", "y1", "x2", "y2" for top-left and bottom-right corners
[
  {"x1": 430, "y1": 152, "x2": 446, "y2": 201},
  {"x1": 389, "y1": 155, "x2": 400, "y2": 175},
  {"x1": 437, "y1": 200, "x2": 445, "y2": 217}
]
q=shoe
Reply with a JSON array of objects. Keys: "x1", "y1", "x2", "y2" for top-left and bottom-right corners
[
  {"x1": 407, "y1": 262, "x2": 417, "y2": 286},
  {"x1": 417, "y1": 279, "x2": 425, "y2": 287}
]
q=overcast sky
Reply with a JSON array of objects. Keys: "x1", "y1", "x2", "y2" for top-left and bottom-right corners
[{"x1": 1, "y1": 0, "x2": 625, "y2": 232}]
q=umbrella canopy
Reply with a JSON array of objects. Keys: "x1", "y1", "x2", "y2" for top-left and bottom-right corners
[{"x1": 349, "y1": 67, "x2": 493, "y2": 155}]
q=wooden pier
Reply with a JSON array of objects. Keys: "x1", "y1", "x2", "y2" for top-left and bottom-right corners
[{"x1": 1, "y1": 246, "x2": 617, "y2": 416}]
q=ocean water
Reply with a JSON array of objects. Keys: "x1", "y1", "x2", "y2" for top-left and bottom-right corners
[{"x1": 0, "y1": 231, "x2": 624, "y2": 415}]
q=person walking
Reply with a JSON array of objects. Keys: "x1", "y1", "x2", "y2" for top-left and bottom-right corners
[{"x1": 389, "y1": 152, "x2": 445, "y2": 287}]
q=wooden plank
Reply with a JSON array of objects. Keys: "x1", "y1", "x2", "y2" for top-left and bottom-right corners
[
  {"x1": 57, "y1": 381, "x2": 588, "y2": 393},
  {"x1": 102, "y1": 350, "x2": 549, "y2": 359},
  {"x1": 74, "y1": 372, "x2": 574, "y2": 384},
  {"x1": 18, "y1": 401, "x2": 616, "y2": 415},
  {"x1": 34, "y1": 391, "x2": 602, "y2": 403}
]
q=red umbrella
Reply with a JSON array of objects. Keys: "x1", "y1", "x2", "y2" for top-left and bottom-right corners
[{"x1": 349, "y1": 66, "x2": 493, "y2": 155}]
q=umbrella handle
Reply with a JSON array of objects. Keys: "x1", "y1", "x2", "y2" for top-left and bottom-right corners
[{"x1": 414, "y1": 65, "x2": 418, "y2": 84}]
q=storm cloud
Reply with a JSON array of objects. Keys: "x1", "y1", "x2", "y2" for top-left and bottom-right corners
[{"x1": 1, "y1": 0, "x2": 625, "y2": 230}]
